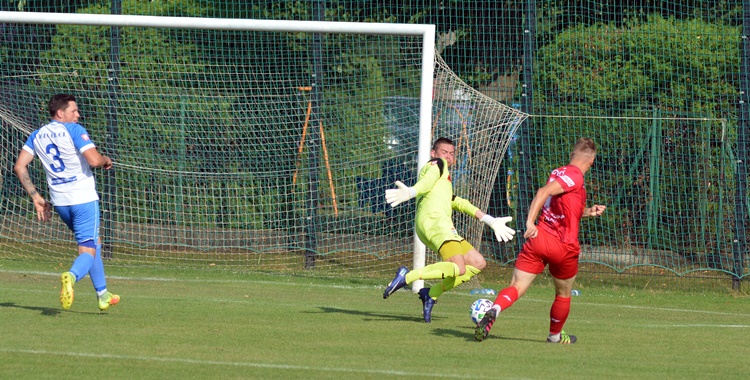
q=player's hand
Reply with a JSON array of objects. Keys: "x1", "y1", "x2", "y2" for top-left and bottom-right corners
[
  {"x1": 586, "y1": 204, "x2": 606, "y2": 217},
  {"x1": 524, "y1": 221, "x2": 538, "y2": 239},
  {"x1": 102, "y1": 156, "x2": 113, "y2": 170},
  {"x1": 481, "y1": 215, "x2": 515, "y2": 242},
  {"x1": 33, "y1": 198, "x2": 52, "y2": 222},
  {"x1": 385, "y1": 181, "x2": 416, "y2": 208}
]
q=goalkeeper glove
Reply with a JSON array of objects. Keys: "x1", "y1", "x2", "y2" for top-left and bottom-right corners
[
  {"x1": 385, "y1": 181, "x2": 416, "y2": 208},
  {"x1": 481, "y1": 215, "x2": 515, "y2": 242}
]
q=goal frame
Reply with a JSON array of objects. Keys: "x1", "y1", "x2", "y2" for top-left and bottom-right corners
[{"x1": 0, "y1": 11, "x2": 434, "y2": 290}]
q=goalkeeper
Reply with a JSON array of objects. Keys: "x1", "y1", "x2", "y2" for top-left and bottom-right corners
[{"x1": 382, "y1": 137, "x2": 515, "y2": 323}]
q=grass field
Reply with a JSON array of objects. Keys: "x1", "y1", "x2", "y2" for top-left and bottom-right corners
[{"x1": 1, "y1": 258, "x2": 748, "y2": 379}]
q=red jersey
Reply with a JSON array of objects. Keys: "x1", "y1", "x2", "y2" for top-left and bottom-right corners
[{"x1": 537, "y1": 165, "x2": 586, "y2": 247}]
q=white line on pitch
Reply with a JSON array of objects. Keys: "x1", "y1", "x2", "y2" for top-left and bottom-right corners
[
  {"x1": 0, "y1": 268, "x2": 374, "y2": 289},
  {"x1": 636, "y1": 324, "x2": 750, "y2": 328},
  {"x1": 0, "y1": 348, "x2": 505, "y2": 379},
  {"x1": 4, "y1": 268, "x2": 749, "y2": 317},
  {"x1": 572, "y1": 301, "x2": 750, "y2": 317},
  {"x1": 517, "y1": 297, "x2": 750, "y2": 317}
]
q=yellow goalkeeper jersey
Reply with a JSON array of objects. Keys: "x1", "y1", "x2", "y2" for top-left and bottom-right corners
[{"x1": 413, "y1": 158, "x2": 479, "y2": 252}]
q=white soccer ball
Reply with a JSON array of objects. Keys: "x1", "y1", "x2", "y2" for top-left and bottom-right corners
[{"x1": 470, "y1": 298, "x2": 494, "y2": 325}]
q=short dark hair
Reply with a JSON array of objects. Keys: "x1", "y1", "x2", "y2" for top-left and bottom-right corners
[
  {"x1": 48, "y1": 94, "x2": 76, "y2": 117},
  {"x1": 432, "y1": 137, "x2": 454, "y2": 151}
]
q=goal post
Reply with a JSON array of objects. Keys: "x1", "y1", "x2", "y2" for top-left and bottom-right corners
[{"x1": 0, "y1": 11, "x2": 525, "y2": 285}]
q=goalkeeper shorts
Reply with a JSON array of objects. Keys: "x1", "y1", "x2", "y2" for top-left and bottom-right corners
[{"x1": 438, "y1": 239, "x2": 474, "y2": 260}]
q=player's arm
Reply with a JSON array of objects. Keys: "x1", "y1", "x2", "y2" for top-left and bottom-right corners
[
  {"x1": 70, "y1": 124, "x2": 112, "y2": 170},
  {"x1": 14, "y1": 150, "x2": 51, "y2": 222},
  {"x1": 451, "y1": 197, "x2": 515, "y2": 242},
  {"x1": 524, "y1": 180, "x2": 565, "y2": 239},
  {"x1": 411, "y1": 161, "x2": 442, "y2": 195},
  {"x1": 385, "y1": 160, "x2": 442, "y2": 207},
  {"x1": 81, "y1": 147, "x2": 113, "y2": 169},
  {"x1": 476, "y1": 209, "x2": 515, "y2": 243}
]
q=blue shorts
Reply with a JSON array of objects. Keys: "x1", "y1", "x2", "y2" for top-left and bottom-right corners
[{"x1": 54, "y1": 200, "x2": 100, "y2": 249}]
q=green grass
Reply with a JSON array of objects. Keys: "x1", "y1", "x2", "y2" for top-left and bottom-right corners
[{"x1": 0, "y1": 259, "x2": 748, "y2": 379}]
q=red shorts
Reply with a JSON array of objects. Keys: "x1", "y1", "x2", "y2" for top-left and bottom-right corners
[{"x1": 514, "y1": 227, "x2": 580, "y2": 279}]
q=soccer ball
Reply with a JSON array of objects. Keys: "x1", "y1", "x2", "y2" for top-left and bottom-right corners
[{"x1": 470, "y1": 298, "x2": 494, "y2": 325}]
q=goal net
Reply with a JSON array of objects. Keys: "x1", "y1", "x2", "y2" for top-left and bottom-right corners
[{"x1": 0, "y1": 12, "x2": 527, "y2": 278}]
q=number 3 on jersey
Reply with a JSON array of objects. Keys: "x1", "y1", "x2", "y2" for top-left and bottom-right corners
[{"x1": 45, "y1": 143, "x2": 66, "y2": 173}]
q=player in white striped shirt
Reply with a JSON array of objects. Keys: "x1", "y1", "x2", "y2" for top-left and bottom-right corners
[{"x1": 14, "y1": 94, "x2": 120, "y2": 311}]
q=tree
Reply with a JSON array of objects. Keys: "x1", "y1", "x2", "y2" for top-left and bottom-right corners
[{"x1": 533, "y1": 15, "x2": 738, "y2": 254}]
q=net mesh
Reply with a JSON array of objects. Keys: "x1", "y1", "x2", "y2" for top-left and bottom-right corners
[
  {"x1": 1, "y1": 0, "x2": 749, "y2": 282},
  {"x1": 0, "y1": 16, "x2": 525, "y2": 278}
]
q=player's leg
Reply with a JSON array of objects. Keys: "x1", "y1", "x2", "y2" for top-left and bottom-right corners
[
  {"x1": 474, "y1": 268, "x2": 536, "y2": 341},
  {"x1": 415, "y1": 241, "x2": 480, "y2": 322},
  {"x1": 421, "y1": 265, "x2": 483, "y2": 323},
  {"x1": 490, "y1": 230, "x2": 554, "y2": 314},
  {"x1": 90, "y1": 240, "x2": 120, "y2": 311},
  {"x1": 475, "y1": 232, "x2": 550, "y2": 341},
  {"x1": 385, "y1": 217, "x2": 468, "y2": 299},
  {"x1": 435, "y1": 244, "x2": 484, "y2": 295},
  {"x1": 383, "y1": 240, "x2": 464, "y2": 299},
  {"x1": 383, "y1": 261, "x2": 459, "y2": 299},
  {"x1": 546, "y1": 276, "x2": 576, "y2": 344},
  {"x1": 408, "y1": 241, "x2": 467, "y2": 303},
  {"x1": 546, "y1": 251, "x2": 580, "y2": 344},
  {"x1": 428, "y1": 241, "x2": 484, "y2": 298},
  {"x1": 55, "y1": 205, "x2": 95, "y2": 310},
  {"x1": 81, "y1": 201, "x2": 120, "y2": 311},
  {"x1": 59, "y1": 244, "x2": 95, "y2": 310},
  {"x1": 499, "y1": 268, "x2": 537, "y2": 310},
  {"x1": 85, "y1": 202, "x2": 106, "y2": 297},
  {"x1": 69, "y1": 244, "x2": 95, "y2": 280},
  {"x1": 55, "y1": 205, "x2": 91, "y2": 281},
  {"x1": 88, "y1": 241, "x2": 106, "y2": 294},
  {"x1": 68, "y1": 202, "x2": 100, "y2": 281},
  {"x1": 406, "y1": 240, "x2": 472, "y2": 285},
  {"x1": 428, "y1": 264, "x2": 481, "y2": 297}
]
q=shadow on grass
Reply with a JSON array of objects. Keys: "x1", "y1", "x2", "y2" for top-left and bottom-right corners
[
  {"x1": 431, "y1": 327, "x2": 542, "y2": 343},
  {"x1": 315, "y1": 306, "x2": 428, "y2": 323},
  {"x1": 314, "y1": 307, "x2": 543, "y2": 342},
  {"x1": 430, "y1": 327, "x2": 475, "y2": 341},
  {"x1": 0, "y1": 302, "x2": 105, "y2": 316},
  {"x1": 0, "y1": 302, "x2": 61, "y2": 316}
]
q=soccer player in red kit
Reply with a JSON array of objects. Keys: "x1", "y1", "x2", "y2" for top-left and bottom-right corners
[{"x1": 474, "y1": 138, "x2": 606, "y2": 343}]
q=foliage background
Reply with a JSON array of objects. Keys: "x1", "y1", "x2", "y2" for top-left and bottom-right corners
[{"x1": 0, "y1": 0, "x2": 747, "y2": 280}]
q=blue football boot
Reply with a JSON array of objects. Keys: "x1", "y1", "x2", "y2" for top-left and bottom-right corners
[
  {"x1": 418, "y1": 287, "x2": 436, "y2": 323},
  {"x1": 383, "y1": 266, "x2": 409, "y2": 299}
]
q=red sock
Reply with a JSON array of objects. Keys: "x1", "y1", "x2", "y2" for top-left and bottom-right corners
[
  {"x1": 493, "y1": 286, "x2": 519, "y2": 311},
  {"x1": 549, "y1": 295, "x2": 571, "y2": 335}
]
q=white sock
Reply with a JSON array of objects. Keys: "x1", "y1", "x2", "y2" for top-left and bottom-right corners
[
  {"x1": 97, "y1": 289, "x2": 107, "y2": 297},
  {"x1": 548, "y1": 333, "x2": 561, "y2": 342}
]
